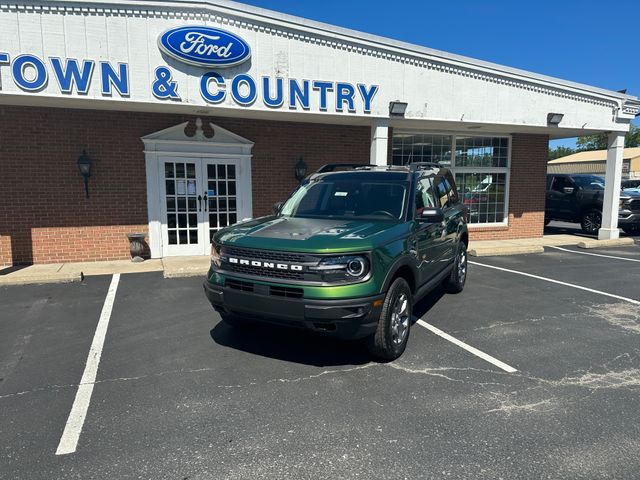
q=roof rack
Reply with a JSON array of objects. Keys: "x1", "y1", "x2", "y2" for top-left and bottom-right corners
[
  {"x1": 408, "y1": 162, "x2": 441, "y2": 172},
  {"x1": 316, "y1": 163, "x2": 373, "y2": 173},
  {"x1": 314, "y1": 162, "x2": 443, "y2": 175}
]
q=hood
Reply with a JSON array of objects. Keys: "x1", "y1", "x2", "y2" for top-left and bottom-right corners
[
  {"x1": 621, "y1": 187, "x2": 640, "y2": 197},
  {"x1": 214, "y1": 216, "x2": 410, "y2": 253}
]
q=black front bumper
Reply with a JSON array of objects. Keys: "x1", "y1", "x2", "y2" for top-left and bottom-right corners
[{"x1": 203, "y1": 281, "x2": 384, "y2": 340}]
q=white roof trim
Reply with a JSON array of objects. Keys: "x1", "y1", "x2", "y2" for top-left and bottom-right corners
[{"x1": 6, "y1": 0, "x2": 637, "y2": 111}]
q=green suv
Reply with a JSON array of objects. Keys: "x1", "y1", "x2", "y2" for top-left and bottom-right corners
[{"x1": 204, "y1": 163, "x2": 468, "y2": 360}]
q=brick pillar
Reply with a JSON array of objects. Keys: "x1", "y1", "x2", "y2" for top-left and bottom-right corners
[{"x1": 506, "y1": 133, "x2": 549, "y2": 238}]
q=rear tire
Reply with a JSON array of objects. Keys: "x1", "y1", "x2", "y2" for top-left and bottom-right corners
[
  {"x1": 443, "y1": 242, "x2": 468, "y2": 294},
  {"x1": 580, "y1": 209, "x2": 602, "y2": 235},
  {"x1": 366, "y1": 278, "x2": 412, "y2": 361}
]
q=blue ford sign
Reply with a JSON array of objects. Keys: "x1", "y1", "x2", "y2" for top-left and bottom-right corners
[{"x1": 158, "y1": 26, "x2": 251, "y2": 68}]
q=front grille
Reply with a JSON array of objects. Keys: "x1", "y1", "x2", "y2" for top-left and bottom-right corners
[
  {"x1": 269, "y1": 285, "x2": 304, "y2": 299},
  {"x1": 225, "y1": 263, "x2": 305, "y2": 281},
  {"x1": 223, "y1": 246, "x2": 310, "y2": 263},
  {"x1": 627, "y1": 199, "x2": 640, "y2": 212},
  {"x1": 225, "y1": 278, "x2": 304, "y2": 299},
  {"x1": 226, "y1": 279, "x2": 254, "y2": 292},
  {"x1": 220, "y1": 246, "x2": 316, "y2": 281}
]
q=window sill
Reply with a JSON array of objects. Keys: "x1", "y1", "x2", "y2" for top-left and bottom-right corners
[{"x1": 467, "y1": 223, "x2": 509, "y2": 230}]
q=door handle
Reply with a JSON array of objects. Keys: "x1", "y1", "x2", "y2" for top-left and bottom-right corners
[
  {"x1": 197, "y1": 195, "x2": 202, "y2": 212},
  {"x1": 203, "y1": 194, "x2": 208, "y2": 212}
]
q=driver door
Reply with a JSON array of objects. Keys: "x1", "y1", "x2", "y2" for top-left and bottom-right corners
[{"x1": 546, "y1": 176, "x2": 577, "y2": 220}]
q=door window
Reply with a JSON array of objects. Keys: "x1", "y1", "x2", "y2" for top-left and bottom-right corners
[
  {"x1": 551, "y1": 176, "x2": 574, "y2": 193},
  {"x1": 164, "y1": 161, "x2": 199, "y2": 245},
  {"x1": 415, "y1": 177, "x2": 436, "y2": 217},
  {"x1": 206, "y1": 163, "x2": 239, "y2": 242}
]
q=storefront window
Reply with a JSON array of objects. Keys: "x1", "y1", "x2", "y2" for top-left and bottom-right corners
[
  {"x1": 392, "y1": 134, "x2": 453, "y2": 166},
  {"x1": 392, "y1": 132, "x2": 510, "y2": 225}
]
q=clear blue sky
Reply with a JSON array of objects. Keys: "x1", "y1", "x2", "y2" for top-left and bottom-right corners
[{"x1": 240, "y1": 0, "x2": 639, "y2": 149}]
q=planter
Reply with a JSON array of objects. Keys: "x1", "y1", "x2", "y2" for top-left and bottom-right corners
[{"x1": 126, "y1": 233, "x2": 146, "y2": 263}]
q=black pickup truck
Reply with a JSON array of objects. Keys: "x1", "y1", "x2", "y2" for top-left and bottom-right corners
[{"x1": 545, "y1": 174, "x2": 640, "y2": 235}]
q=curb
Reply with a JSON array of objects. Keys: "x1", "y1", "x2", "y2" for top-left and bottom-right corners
[
  {"x1": 468, "y1": 245, "x2": 545, "y2": 257},
  {"x1": 577, "y1": 238, "x2": 636, "y2": 249},
  {"x1": 163, "y1": 269, "x2": 209, "y2": 279},
  {"x1": 0, "y1": 273, "x2": 81, "y2": 286}
]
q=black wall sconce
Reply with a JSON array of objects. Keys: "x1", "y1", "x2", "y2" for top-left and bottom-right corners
[
  {"x1": 294, "y1": 156, "x2": 308, "y2": 182},
  {"x1": 77, "y1": 150, "x2": 94, "y2": 198}
]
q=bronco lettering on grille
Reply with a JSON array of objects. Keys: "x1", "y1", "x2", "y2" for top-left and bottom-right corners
[{"x1": 228, "y1": 257, "x2": 303, "y2": 271}]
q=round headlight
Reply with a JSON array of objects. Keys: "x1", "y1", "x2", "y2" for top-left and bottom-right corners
[{"x1": 346, "y1": 258, "x2": 366, "y2": 277}]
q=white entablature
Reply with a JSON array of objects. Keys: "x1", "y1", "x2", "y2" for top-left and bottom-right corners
[{"x1": 0, "y1": 0, "x2": 637, "y2": 134}]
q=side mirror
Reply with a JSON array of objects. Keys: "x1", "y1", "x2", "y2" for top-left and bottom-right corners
[
  {"x1": 418, "y1": 208, "x2": 445, "y2": 223},
  {"x1": 273, "y1": 201, "x2": 284, "y2": 215},
  {"x1": 563, "y1": 186, "x2": 575, "y2": 194}
]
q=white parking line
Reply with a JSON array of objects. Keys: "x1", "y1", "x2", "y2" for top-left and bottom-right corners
[
  {"x1": 55, "y1": 274, "x2": 120, "y2": 456},
  {"x1": 470, "y1": 261, "x2": 640, "y2": 305},
  {"x1": 548, "y1": 245, "x2": 640, "y2": 263},
  {"x1": 416, "y1": 319, "x2": 518, "y2": 373}
]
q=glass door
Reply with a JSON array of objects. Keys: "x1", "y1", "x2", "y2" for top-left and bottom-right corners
[
  {"x1": 202, "y1": 159, "x2": 242, "y2": 244},
  {"x1": 160, "y1": 157, "x2": 207, "y2": 256}
]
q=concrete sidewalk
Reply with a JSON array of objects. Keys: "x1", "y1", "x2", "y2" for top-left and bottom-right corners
[
  {"x1": 0, "y1": 256, "x2": 209, "y2": 286},
  {"x1": 0, "y1": 234, "x2": 635, "y2": 285},
  {"x1": 468, "y1": 234, "x2": 635, "y2": 256}
]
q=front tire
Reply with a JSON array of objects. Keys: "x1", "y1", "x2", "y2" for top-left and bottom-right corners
[
  {"x1": 367, "y1": 278, "x2": 412, "y2": 361},
  {"x1": 581, "y1": 209, "x2": 602, "y2": 234},
  {"x1": 443, "y1": 242, "x2": 468, "y2": 294},
  {"x1": 622, "y1": 225, "x2": 640, "y2": 235}
]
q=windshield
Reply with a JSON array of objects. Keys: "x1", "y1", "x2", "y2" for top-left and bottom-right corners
[
  {"x1": 573, "y1": 175, "x2": 605, "y2": 190},
  {"x1": 280, "y1": 176, "x2": 409, "y2": 220}
]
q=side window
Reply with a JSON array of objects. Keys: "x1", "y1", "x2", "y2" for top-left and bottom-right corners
[
  {"x1": 445, "y1": 171, "x2": 459, "y2": 204},
  {"x1": 415, "y1": 177, "x2": 436, "y2": 216},
  {"x1": 551, "y1": 177, "x2": 572, "y2": 193},
  {"x1": 434, "y1": 175, "x2": 453, "y2": 208}
]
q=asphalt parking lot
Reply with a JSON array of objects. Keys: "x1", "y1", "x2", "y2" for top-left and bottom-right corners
[{"x1": 2, "y1": 241, "x2": 640, "y2": 479}]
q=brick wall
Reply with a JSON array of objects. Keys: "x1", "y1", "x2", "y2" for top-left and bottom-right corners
[
  {"x1": 0, "y1": 105, "x2": 370, "y2": 265},
  {"x1": 469, "y1": 133, "x2": 549, "y2": 241},
  {"x1": 0, "y1": 104, "x2": 548, "y2": 265}
]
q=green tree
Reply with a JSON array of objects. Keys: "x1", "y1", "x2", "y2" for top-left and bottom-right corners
[
  {"x1": 576, "y1": 123, "x2": 640, "y2": 151},
  {"x1": 548, "y1": 145, "x2": 575, "y2": 160}
]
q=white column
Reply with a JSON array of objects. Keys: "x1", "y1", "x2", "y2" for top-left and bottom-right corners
[
  {"x1": 598, "y1": 133, "x2": 625, "y2": 240},
  {"x1": 370, "y1": 119, "x2": 389, "y2": 166}
]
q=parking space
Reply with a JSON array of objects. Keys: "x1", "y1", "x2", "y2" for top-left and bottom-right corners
[{"x1": 1, "y1": 245, "x2": 640, "y2": 479}]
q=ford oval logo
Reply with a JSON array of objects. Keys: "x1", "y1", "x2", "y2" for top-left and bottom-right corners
[{"x1": 158, "y1": 26, "x2": 251, "y2": 68}]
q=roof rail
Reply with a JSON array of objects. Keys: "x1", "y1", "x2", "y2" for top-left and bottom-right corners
[
  {"x1": 408, "y1": 162, "x2": 442, "y2": 172},
  {"x1": 316, "y1": 163, "x2": 372, "y2": 173}
]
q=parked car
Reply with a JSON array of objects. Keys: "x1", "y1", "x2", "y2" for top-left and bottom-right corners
[
  {"x1": 622, "y1": 179, "x2": 640, "y2": 190},
  {"x1": 204, "y1": 163, "x2": 468, "y2": 360},
  {"x1": 545, "y1": 173, "x2": 640, "y2": 235}
]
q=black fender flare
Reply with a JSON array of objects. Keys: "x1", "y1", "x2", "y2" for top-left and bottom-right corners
[{"x1": 380, "y1": 255, "x2": 419, "y2": 294}]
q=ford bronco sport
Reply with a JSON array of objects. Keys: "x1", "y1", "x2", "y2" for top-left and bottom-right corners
[{"x1": 204, "y1": 163, "x2": 468, "y2": 360}]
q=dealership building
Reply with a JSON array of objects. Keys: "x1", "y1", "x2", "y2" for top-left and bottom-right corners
[{"x1": 0, "y1": 0, "x2": 638, "y2": 265}]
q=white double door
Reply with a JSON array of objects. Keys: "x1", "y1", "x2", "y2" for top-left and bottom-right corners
[{"x1": 159, "y1": 156, "x2": 248, "y2": 256}]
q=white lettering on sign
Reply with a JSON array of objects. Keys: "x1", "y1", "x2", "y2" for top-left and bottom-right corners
[{"x1": 180, "y1": 33, "x2": 234, "y2": 59}]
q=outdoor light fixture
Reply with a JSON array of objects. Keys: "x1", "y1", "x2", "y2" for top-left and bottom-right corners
[
  {"x1": 77, "y1": 150, "x2": 94, "y2": 198},
  {"x1": 389, "y1": 101, "x2": 408, "y2": 117},
  {"x1": 294, "y1": 156, "x2": 308, "y2": 182},
  {"x1": 547, "y1": 113, "x2": 564, "y2": 125}
]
